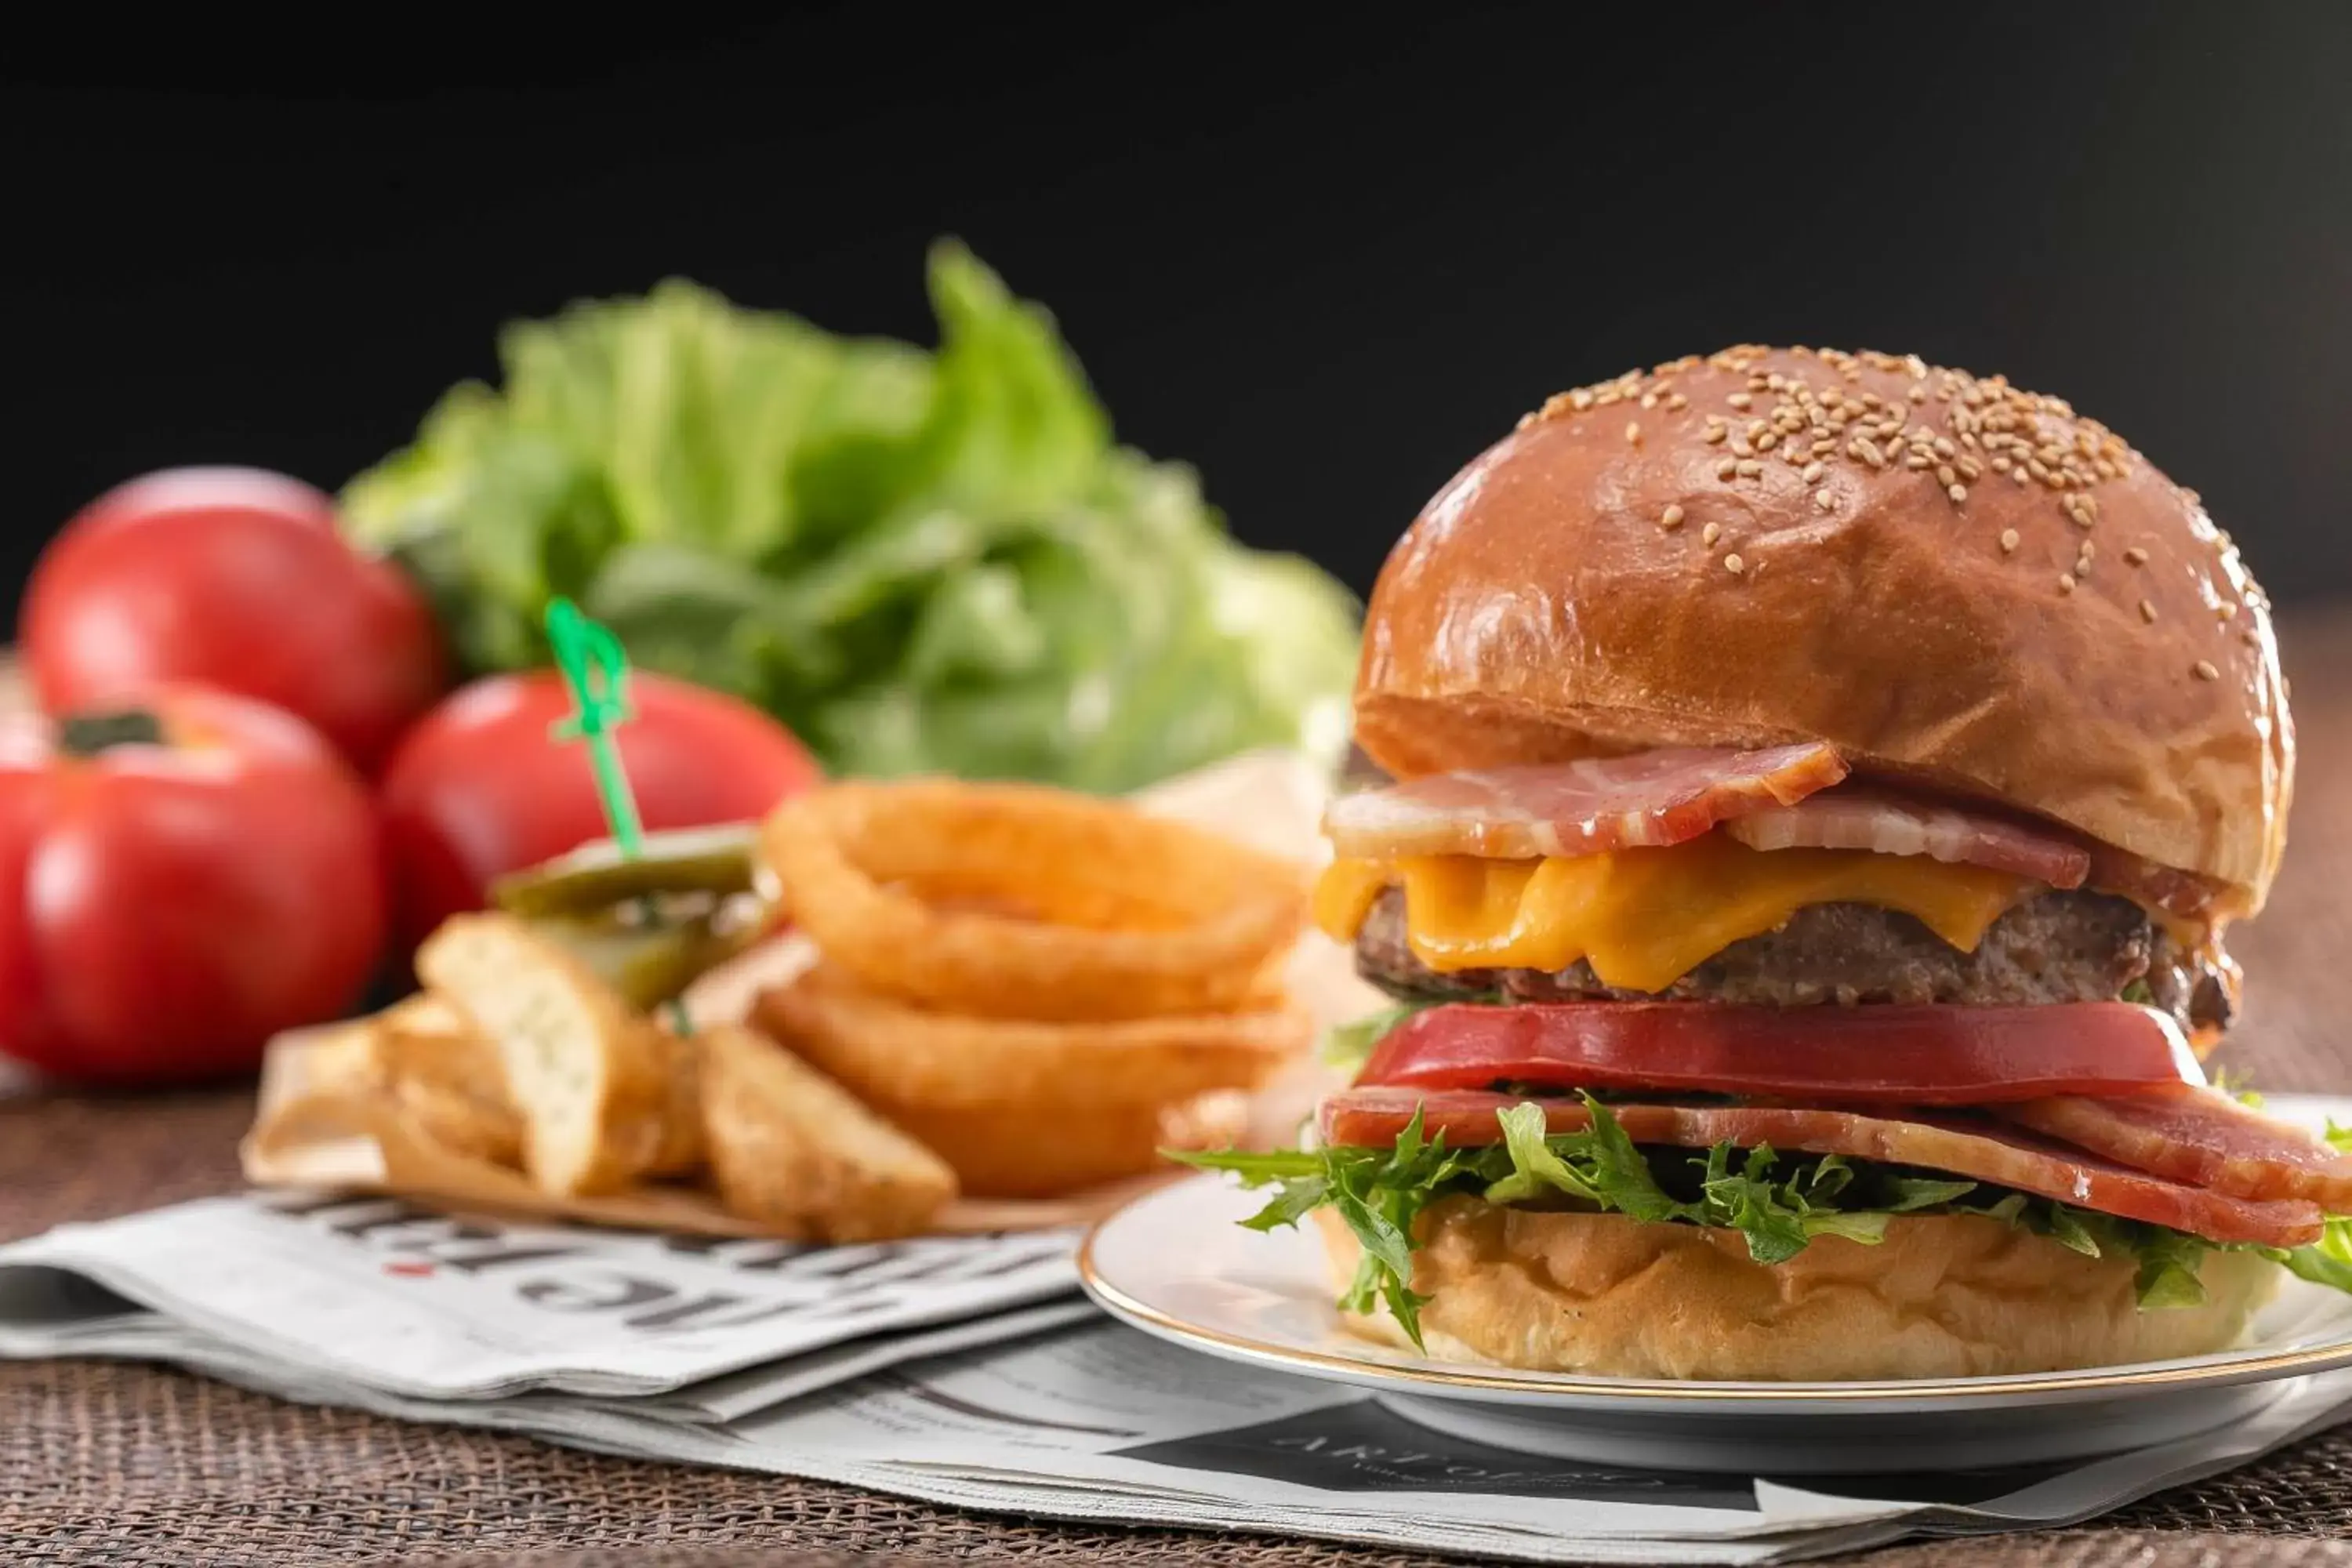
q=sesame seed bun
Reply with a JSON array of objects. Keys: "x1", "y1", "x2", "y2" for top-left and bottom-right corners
[
  {"x1": 1352, "y1": 347, "x2": 2294, "y2": 909},
  {"x1": 1316, "y1": 1199, "x2": 2279, "y2": 1380}
]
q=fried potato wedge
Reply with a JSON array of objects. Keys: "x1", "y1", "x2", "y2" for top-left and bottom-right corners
[
  {"x1": 757, "y1": 964, "x2": 1306, "y2": 1110},
  {"x1": 760, "y1": 780, "x2": 1308, "y2": 1021},
  {"x1": 416, "y1": 913, "x2": 667, "y2": 1196},
  {"x1": 642, "y1": 1025, "x2": 706, "y2": 1179},
  {"x1": 700, "y1": 1023, "x2": 956, "y2": 1241},
  {"x1": 387, "y1": 1074, "x2": 526, "y2": 1167}
]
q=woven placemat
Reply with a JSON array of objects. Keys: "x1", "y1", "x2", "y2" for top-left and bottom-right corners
[{"x1": 4, "y1": 612, "x2": 2350, "y2": 1567}]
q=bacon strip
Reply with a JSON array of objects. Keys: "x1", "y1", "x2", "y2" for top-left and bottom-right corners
[
  {"x1": 1319, "y1": 1087, "x2": 2322, "y2": 1248},
  {"x1": 2086, "y1": 846, "x2": 2230, "y2": 929},
  {"x1": 1722, "y1": 786, "x2": 2090, "y2": 887},
  {"x1": 2003, "y1": 1087, "x2": 2352, "y2": 1210},
  {"x1": 1323, "y1": 744, "x2": 1848, "y2": 862}
]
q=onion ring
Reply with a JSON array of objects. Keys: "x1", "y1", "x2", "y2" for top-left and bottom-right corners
[
  {"x1": 875, "y1": 1089, "x2": 1250, "y2": 1199},
  {"x1": 760, "y1": 780, "x2": 1308, "y2": 1021},
  {"x1": 754, "y1": 964, "x2": 1308, "y2": 1111}
]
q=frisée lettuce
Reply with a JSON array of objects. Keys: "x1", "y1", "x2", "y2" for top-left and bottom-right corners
[{"x1": 1175, "y1": 1096, "x2": 2352, "y2": 1350}]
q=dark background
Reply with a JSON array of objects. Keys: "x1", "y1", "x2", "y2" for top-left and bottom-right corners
[{"x1": 8, "y1": 3, "x2": 2350, "y2": 620}]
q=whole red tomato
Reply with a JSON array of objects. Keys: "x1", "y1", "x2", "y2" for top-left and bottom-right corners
[
  {"x1": 23, "y1": 466, "x2": 449, "y2": 775},
  {"x1": 380, "y1": 670, "x2": 821, "y2": 947},
  {"x1": 0, "y1": 685, "x2": 388, "y2": 1084}
]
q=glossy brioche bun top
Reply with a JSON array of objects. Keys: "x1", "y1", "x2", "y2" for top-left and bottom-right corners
[{"x1": 1354, "y1": 346, "x2": 2294, "y2": 909}]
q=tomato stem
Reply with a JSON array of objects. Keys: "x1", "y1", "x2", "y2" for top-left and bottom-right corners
[{"x1": 58, "y1": 709, "x2": 167, "y2": 756}]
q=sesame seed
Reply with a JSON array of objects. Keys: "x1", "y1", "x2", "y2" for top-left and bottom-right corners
[
  {"x1": 1661, "y1": 504, "x2": 1686, "y2": 530},
  {"x1": 1666, "y1": 392, "x2": 1689, "y2": 411},
  {"x1": 1641, "y1": 393, "x2": 1659, "y2": 410},
  {"x1": 1717, "y1": 459, "x2": 1738, "y2": 480},
  {"x1": 2193, "y1": 659, "x2": 2220, "y2": 681},
  {"x1": 2219, "y1": 601, "x2": 2239, "y2": 620},
  {"x1": 1757, "y1": 431, "x2": 1779, "y2": 452},
  {"x1": 1736, "y1": 459, "x2": 1762, "y2": 477},
  {"x1": 1702, "y1": 522, "x2": 1722, "y2": 546},
  {"x1": 1905, "y1": 453, "x2": 1933, "y2": 470},
  {"x1": 1723, "y1": 553, "x2": 1746, "y2": 575},
  {"x1": 1625, "y1": 421, "x2": 1643, "y2": 445},
  {"x1": 1704, "y1": 426, "x2": 1729, "y2": 445},
  {"x1": 1802, "y1": 461, "x2": 1825, "y2": 484},
  {"x1": 2123, "y1": 546, "x2": 2149, "y2": 566},
  {"x1": 1999, "y1": 528, "x2": 2020, "y2": 554},
  {"x1": 2059, "y1": 573, "x2": 2078, "y2": 594},
  {"x1": 2139, "y1": 599, "x2": 2158, "y2": 623},
  {"x1": 1948, "y1": 483, "x2": 1969, "y2": 503},
  {"x1": 1728, "y1": 392, "x2": 1755, "y2": 410},
  {"x1": 1936, "y1": 463, "x2": 1957, "y2": 488}
]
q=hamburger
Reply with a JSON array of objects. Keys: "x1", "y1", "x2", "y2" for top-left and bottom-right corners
[{"x1": 1183, "y1": 345, "x2": 2349, "y2": 1381}]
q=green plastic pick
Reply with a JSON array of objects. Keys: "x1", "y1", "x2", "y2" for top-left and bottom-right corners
[
  {"x1": 546, "y1": 598, "x2": 647, "y2": 857},
  {"x1": 544, "y1": 597, "x2": 691, "y2": 1035}
]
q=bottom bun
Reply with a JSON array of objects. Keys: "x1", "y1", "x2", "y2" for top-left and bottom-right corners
[{"x1": 1316, "y1": 1199, "x2": 2278, "y2": 1380}]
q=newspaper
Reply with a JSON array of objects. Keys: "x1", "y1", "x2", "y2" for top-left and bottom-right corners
[
  {"x1": 7, "y1": 1192, "x2": 2352, "y2": 1563},
  {"x1": 0, "y1": 1192, "x2": 1083, "y2": 1398}
]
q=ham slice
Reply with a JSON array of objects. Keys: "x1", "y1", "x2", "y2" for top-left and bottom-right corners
[
  {"x1": 1323, "y1": 743, "x2": 1848, "y2": 861},
  {"x1": 1722, "y1": 786, "x2": 2091, "y2": 887},
  {"x1": 2003, "y1": 1087, "x2": 2352, "y2": 1210},
  {"x1": 1319, "y1": 1087, "x2": 2323, "y2": 1247}
]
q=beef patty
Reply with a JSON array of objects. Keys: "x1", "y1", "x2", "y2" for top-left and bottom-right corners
[{"x1": 1353, "y1": 887, "x2": 2235, "y2": 1036}]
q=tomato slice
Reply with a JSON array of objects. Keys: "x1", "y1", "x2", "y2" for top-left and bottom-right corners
[{"x1": 1356, "y1": 1001, "x2": 2202, "y2": 1105}]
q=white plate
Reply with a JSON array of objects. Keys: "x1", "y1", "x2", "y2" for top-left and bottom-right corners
[{"x1": 1080, "y1": 1094, "x2": 2352, "y2": 1473}]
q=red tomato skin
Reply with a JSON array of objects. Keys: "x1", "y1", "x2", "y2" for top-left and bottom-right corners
[
  {"x1": 1356, "y1": 1001, "x2": 2200, "y2": 1105},
  {"x1": 379, "y1": 670, "x2": 821, "y2": 948},
  {"x1": 23, "y1": 467, "x2": 450, "y2": 775},
  {"x1": 0, "y1": 686, "x2": 388, "y2": 1085}
]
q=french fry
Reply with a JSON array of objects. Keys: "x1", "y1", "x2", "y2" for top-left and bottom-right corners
[
  {"x1": 416, "y1": 913, "x2": 668, "y2": 1196},
  {"x1": 701, "y1": 1022, "x2": 956, "y2": 1242}
]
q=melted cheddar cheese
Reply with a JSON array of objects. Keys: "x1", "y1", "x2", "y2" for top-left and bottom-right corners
[{"x1": 1312, "y1": 834, "x2": 2031, "y2": 994}]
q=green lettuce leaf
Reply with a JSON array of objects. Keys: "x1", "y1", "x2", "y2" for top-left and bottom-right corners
[
  {"x1": 1179, "y1": 1097, "x2": 2352, "y2": 1341},
  {"x1": 343, "y1": 243, "x2": 1359, "y2": 792},
  {"x1": 1317, "y1": 997, "x2": 1466, "y2": 1071}
]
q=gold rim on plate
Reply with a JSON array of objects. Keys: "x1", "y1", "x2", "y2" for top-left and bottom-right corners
[{"x1": 1076, "y1": 1182, "x2": 2352, "y2": 1403}]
